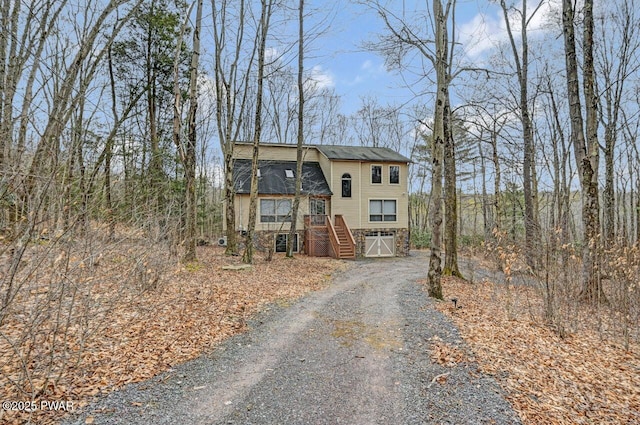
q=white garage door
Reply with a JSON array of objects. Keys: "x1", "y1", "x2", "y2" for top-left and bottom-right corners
[{"x1": 365, "y1": 231, "x2": 395, "y2": 257}]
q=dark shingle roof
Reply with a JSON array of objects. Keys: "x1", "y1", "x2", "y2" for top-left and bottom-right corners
[
  {"x1": 315, "y1": 145, "x2": 410, "y2": 163},
  {"x1": 233, "y1": 160, "x2": 332, "y2": 196}
]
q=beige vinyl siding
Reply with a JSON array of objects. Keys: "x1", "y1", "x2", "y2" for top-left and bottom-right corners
[
  {"x1": 226, "y1": 144, "x2": 409, "y2": 233},
  {"x1": 330, "y1": 161, "x2": 409, "y2": 229},
  {"x1": 234, "y1": 194, "x2": 312, "y2": 232},
  {"x1": 330, "y1": 161, "x2": 363, "y2": 228},
  {"x1": 233, "y1": 143, "x2": 319, "y2": 162},
  {"x1": 317, "y1": 153, "x2": 332, "y2": 190},
  {"x1": 329, "y1": 161, "x2": 408, "y2": 230},
  {"x1": 358, "y1": 161, "x2": 408, "y2": 229}
]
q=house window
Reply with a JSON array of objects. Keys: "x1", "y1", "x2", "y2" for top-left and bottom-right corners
[
  {"x1": 341, "y1": 173, "x2": 352, "y2": 198},
  {"x1": 275, "y1": 233, "x2": 298, "y2": 253},
  {"x1": 310, "y1": 198, "x2": 326, "y2": 215},
  {"x1": 371, "y1": 165, "x2": 382, "y2": 184},
  {"x1": 285, "y1": 169, "x2": 294, "y2": 178},
  {"x1": 389, "y1": 165, "x2": 400, "y2": 184},
  {"x1": 260, "y1": 199, "x2": 292, "y2": 222},
  {"x1": 369, "y1": 200, "x2": 397, "y2": 222}
]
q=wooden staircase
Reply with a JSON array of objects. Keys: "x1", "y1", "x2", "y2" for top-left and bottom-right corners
[
  {"x1": 304, "y1": 214, "x2": 355, "y2": 260},
  {"x1": 329, "y1": 215, "x2": 356, "y2": 260}
]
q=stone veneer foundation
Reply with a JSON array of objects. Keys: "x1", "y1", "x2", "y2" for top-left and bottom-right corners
[{"x1": 249, "y1": 228, "x2": 410, "y2": 259}]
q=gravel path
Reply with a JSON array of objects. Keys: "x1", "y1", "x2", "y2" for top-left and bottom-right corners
[{"x1": 64, "y1": 252, "x2": 521, "y2": 425}]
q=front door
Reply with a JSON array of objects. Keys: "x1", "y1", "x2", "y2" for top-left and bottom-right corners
[{"x1": 309, "y1": 198, "x2": 326, "y2": 215}]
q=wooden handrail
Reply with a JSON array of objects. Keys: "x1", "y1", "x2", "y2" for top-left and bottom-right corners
[
  {"x1": 326, "y1": 216, "x2": 341, "y2": 259},
  {"x1": 335, "y1": 215, "x2": 356, "y2": 247}
]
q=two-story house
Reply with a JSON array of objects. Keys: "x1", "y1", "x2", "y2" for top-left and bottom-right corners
[{"x1": 228, "y1": 142, "x2": 410, "y2": 259}]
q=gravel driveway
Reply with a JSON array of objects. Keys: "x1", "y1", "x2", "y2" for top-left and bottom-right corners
[{"x1": 64, "y1": 252, "x2": 520, "y2": 425}]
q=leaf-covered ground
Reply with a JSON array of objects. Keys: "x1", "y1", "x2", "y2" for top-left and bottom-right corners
[
  {"x1": 5, "y1": 244, "x2": 638, "y2": 425},
  {"x1": 1, "y1": 246, "x2": 343, "y2": 425},
  {"x1": 436, "y1": 271, "x2": 640, "y2": 425}
]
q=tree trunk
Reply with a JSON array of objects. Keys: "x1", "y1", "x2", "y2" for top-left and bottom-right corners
[
  {"x1": 243, "y1": 0, "x2": 272, "y2": 264},
  {"x1": 287, "y1": 0, "x2": 304, "y2": 258},
  {"x1": 479, "y1": 139, "x2": 491, "y2": 241},
  {"x1": 106, "y1": 44, "x2": 117, "y2": 240},
  {"x1": 500, "y1": 0, "x2": 541, "y2": 271},
  {"x1": 562, "y1": 0, "x2": 604, "y2": 303},
  {"x1": 26, "y1": 0, "x2": 130, "y2": 196},
  {"x1": 182, "y1": 0, "x2": 203, "y2": 263},
  {"x1": 212, "y1": 0, "x2": 254, "y2": 256},
  {"x1": 443, "y1": 96, "x2": 463, "y2": 278},
  {"x1": 491, "y1": 127, "x2": 502, "y2": 235},
  {"x1": 427, "y1": 0, "x2": 447, "y2": 300},
  {"x1": 603, "y1": 127, "x2": 615, "y2": 243}
]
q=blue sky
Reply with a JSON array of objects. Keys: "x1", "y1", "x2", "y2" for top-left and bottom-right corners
[{"x1": 302, "y1": 0, "x2": 561, "y2": 115}]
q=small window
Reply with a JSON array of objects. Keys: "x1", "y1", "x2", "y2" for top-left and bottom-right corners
[
  {"x1": 371, "y1": 165, "x2": 382, "y2": 184},
  {"x1": 260, "y1": 199, "x2": 292, "y2": 222},
  {"x1": 257, "y1": 168, "x2": 261, "y2": 177},
  {"x1": 275, "y1": 233, "x2": 298, "y2": 253},
  {"x1": 341, "y1": 173, "x2": 352, "y2": 198},
  {"x1": 285, "y1": 169, "x2": 294, "y2": 178},
  {"x1": 389, "y1": 165, "x2": 400, "y2": 184},
  {"x1": 369, "y1": 200, "x2": 396, "y2": 222}
]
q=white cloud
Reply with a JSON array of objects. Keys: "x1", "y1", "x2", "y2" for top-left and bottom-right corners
[
  {"x1": 308, "y1": 65, "x2": 335, "y2": 90},
  {"x1": 265, "y1": 47, "x2": 280, "y2": 64},
  {"x1": 458, "y1": 12, "x2": 505, "y2": 59},
  {"x1": 458, "y1": 1, "x2": 562, "y2": 60},
  {"x1": 346, "y1": 58, "x2": 386, "y2": 86}
]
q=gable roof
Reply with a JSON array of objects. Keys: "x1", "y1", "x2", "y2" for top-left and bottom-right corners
[
  {"x1": 233, "y1": 159, "x2": 332, "y2": 196},
  {"x1": 315, "y1": 145, "x2": 410, "y2": 163}
]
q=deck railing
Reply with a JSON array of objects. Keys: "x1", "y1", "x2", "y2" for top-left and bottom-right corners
[
  {"x1": 304, "y1": 214, "x2": 327, "y2": 227},
  {"x1": 326, "y1": 216, "x2": 340, "y2": 259},
  {"x1": 335, "y1": 215, "x2": 356, "y2": 247}
]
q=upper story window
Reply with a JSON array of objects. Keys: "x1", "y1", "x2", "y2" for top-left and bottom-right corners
[
  {"x1": 342, "y1": 173, "x2": 352, "y2": 198},
  {"x1": 371, "y1": 165, "x2": 382, "y2": 184},
  {"x1": 389, "y1": 165, "x2": 400, "y2": 184}
]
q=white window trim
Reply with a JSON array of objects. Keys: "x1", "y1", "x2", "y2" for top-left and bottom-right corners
[
  {"x1": 389, "y1": 165, "x2": 400, "y2": 185},
  {"x1": 260, "y1": 198, "x2": 292, "y2": 223},
  {"x1": 370, "y1": 164, "x2": 383, "y2": 185},
  {"x1": 368, "y1": 198, "x2": 398, "y2": 223},
  {"x1": 341, "y1": 173, "x2": 352, "y2": 198},
  {"x1": 275, "y1": 233, "x2": 298, "y2": 253}
]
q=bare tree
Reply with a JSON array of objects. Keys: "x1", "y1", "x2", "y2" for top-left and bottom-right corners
[
  {"x1": 243, "y1": 0, "x2": 274, "y2": 264},
  {"x1": 26, "y1": 1, "x2": 142, "y2": 196},
  {"x1": 499, "y1": 0, "x2": 543, "y2": 271},
  {"x1": 596, "y1": 1, "x2": 640, "y2": 243},
  {"x1": 211, "y1": 0, "x2": 257, "y2": 255},
  {"x1": 287, "y1": 0, "x2": 305, "y2": 257},
  {"x1": 171, "y1": 0, "x2": 202, "y2": 263},
  {"x1": 561, "y1": 0, "x2": 604, "y2": 302},
  {"x1": 367, "y1": 0, "x2": 470, "y2": 297},
  {"x1": 539, "y1": 70, "x2": 573, "y2": 250}
]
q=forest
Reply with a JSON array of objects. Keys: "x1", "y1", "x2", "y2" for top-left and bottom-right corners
[{"x1": 1, "y1": 0, "x2": 639, "y2": 423}]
